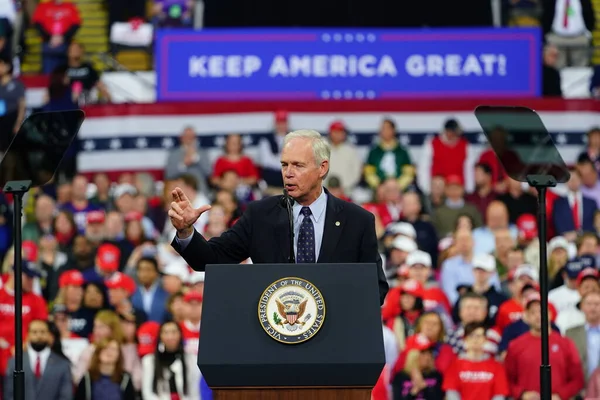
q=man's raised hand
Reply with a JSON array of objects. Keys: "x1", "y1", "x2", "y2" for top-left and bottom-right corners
[{"x1": 168, "y1": 187, "x2": 211, "y2": 238}]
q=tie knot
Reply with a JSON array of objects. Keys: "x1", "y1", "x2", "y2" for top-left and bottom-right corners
[{"x1": 301, "y1": 207, "x2": 312, "y2": 217}]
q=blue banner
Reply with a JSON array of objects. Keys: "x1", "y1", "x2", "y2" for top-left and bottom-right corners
[{"x1": 155, "y1": 28, "x2": 541, "y2": 101}]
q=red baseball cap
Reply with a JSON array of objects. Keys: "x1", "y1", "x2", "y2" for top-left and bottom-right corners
[
  {"x1": 445, "y1": 174, "x2": 463, "y2": 186},
  {"x1": 22, "y1": 240, "x2": 38, "y2": 262},
  {"x1": 577, "y1": 268, "x2": 600, "y2": 286},
  {"x1": 86, "y1": 211, "x2": 106, "y2": 224},
  {"x1": 400, "y1": 279, "x2": 424, "y2": 298},
  {"x1": 275, "y1": 110, "x2": 288, "y2": 122},
  {"x1": 59, "y1": 270, "x2": 85, "y2": 288},
  {"x1": 329, "y1": 120, "x2": 346, "y2": 132},
  {"x1": 407, "y1": 333, "x2": 434, "y2": 351},
  {"x1": 96, "y1": 244, "x2": 121, "y2": 272},
  {"x1": 523, "y1": 291, "x2": 541, "y2": 309},
  {"x1": 124, "y1": 211, "x2": 143, "y2": 222},
  {"x1": 516, "y1": 214, "x2": 538, "y2": 240},
  {"x1": 184, "y1": 291, "x2": 203, "y2": 303},
  {"x1": 137, "y1": 321, "x2": 160, "y2": 357},
  {"x1": 105, "y1": 272, "x2": 136, "y2": 295}
]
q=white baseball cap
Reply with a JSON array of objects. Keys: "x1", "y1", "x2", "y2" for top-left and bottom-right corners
[
  {"x1": 406, "y1": 250, "x2": 432, "y2": 268},
  {"x1": 392, "y1": 236, "x2": 418, "y2": 253},
  {"x1": 548, "y1": 236, "x2": 569, "y2": 253},
  {"x1": 514, "y1": 264, "x2": 539, "y2": 282},
  {"x1": 388, "y1": 222, "x2": 417, "y2": 239},
  {"x1": 162, "y1": 261, "x2": 190, "y2": 282},
  {"x1": 472, "y1": 253, "x2": 496, "y2": 272},
  {"x1": 187, "y1": 271, "x2": 205, "y2": 285}
]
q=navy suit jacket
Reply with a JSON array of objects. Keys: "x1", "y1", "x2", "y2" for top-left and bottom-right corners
[
  {"x1": 131, "y1": 284, "x2": 170, "y2": 323},
  {"x1": 552, "y1": 195, "x2": 597, "y2": 235},
  {"x1": 171, "y1": 190, "x2": 389, "y2": 305}
]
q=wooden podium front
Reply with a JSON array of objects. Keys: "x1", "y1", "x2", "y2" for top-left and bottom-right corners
[{"x1": 212, "y1": 387, "x2": 373, "y2": 400}]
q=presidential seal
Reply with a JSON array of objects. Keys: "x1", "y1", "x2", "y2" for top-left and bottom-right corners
[{"x1": 258, "y1": 277, "x2": 326, "y2": 344}]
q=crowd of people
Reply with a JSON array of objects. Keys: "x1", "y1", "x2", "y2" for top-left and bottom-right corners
[{"x1": 0, "y1": 109, "x2": 598, "y2": 399}]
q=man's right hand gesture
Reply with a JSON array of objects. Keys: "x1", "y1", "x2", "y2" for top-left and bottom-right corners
[{"x1": 168, "y1": 187, "x2": 211, "y2": 239}]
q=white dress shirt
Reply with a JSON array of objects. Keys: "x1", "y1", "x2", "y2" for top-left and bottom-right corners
[
  {"x1": 27, "y1": 345, "x2": 50, "y2": 376},
  {"x1": 292, "y1": 189, "x2": 327, "y2": 262},
  {"x1": 140, "y1": 282, "x2": 159, "y2": 315},
  {"x1": 568, "y1": 191, "x2": 584, "y2": 228}
]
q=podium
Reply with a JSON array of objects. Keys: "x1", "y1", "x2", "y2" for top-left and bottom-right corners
[{"x1": 198, "y1": 263, "x2": 386, "y2": 400}]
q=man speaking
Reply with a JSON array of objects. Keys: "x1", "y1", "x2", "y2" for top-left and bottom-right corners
[{"x1": 169, "y1": 129, "x2": 388, "y2": 304}]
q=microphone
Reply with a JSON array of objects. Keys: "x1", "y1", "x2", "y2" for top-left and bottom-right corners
[{"x1": 282, "y1": 188, "x2": 295, "y2": 263}]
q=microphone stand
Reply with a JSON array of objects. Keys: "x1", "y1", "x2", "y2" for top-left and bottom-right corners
[{"x1": 283, "y1": 189, "x2": 295, "y2": 263}]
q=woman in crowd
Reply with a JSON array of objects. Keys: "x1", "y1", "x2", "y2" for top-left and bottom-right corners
[
  {"x1": 74, "y1": 310, "x2": 142, "y2": 390},
  {"x1": 203, "y1": 203, "x2": 228, "y2": 240},
  {"x1": 384, "y1": 279, "x2": 425, "y2": 351},
  {"x1": 83, "y1": 281, "x2": 109, "y2": 311},
  {"x1": 443, "y1": 322, "x2": 509, "y2": 400},
  {"x1": 75, "y1": 339, "x2": 136, "y2": 400},
  {"x1": 167, "y1": 292, "x2": 187, "y2": 324},
  {"x1": 141, "y1": 320, "x2": 200, "y2": 400},
  {"x1": 392, "y1": 334, "x2": 444, "y2": 400},
  {"x1": 124, "y1": 212, "x2": 146, "y2": 247},
  {"x1": 211, "y1": 133, "x2": 259, "y2": 189},
  {"x1": 393, "y1": 312, "x2": 455, "y2": 378},
  {"x1": 47, "y1": 320, "x2": 71, "y2": 362},
  {"x1": 53, "y1": 210, "x2": 77, "y2": 252}
]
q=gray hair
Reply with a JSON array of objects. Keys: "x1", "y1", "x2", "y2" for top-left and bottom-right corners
[{"x1": 283, "y1": 129, "x2": 331, "y2": 170}]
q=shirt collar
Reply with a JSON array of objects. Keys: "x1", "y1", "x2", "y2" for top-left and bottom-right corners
[
  {"x1": 293, "y1": 188, "x2": 327, "y2": 223},
  {"x1": 142, "y1": 281, "x2": 159, "y2": 294},
  {"x1": 585, "y1": 323, "x2": 600, "y2": 333},
  {"x1": 27, "y1": 345, "x2": 51, "y2": 359}
]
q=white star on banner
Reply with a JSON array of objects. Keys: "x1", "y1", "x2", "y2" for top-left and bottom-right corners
[
  {"x1": 555, "y1": 133, "x2": 567, "y2": 145},
  {"x1": 136, "y1": 138, "x2": 148, "y2": 148},
  {"x1": 109, "y1": 139, "x2": 121, "y2": 149},
  {"x1": 83, "y1": 140, "x2": 95, "y2": 151},
  {"x1": 399, "y1": 135, "x2": 410, "y2": 146},
  {"x1": 162, "y1": 137, "x2": 175, "y2": 148},
  {"x1": 214, "y1": 136, "x2": 226, "y2": 147},
  {"x1": 478, "y1": 133, "x2": 487, "y2": 144}
]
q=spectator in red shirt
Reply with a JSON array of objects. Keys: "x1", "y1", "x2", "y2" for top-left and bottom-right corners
[
  {"x1": 32, "y1": 0, "x2": 81, "y2": 74},
  {"x1": 405, "y1": 251, "x2": 452, "y2": 316},
  {"x1": 211, "y1": 133, "x2": 259, "y2": 188},
  {"x1": 385, "y1": 279, "x2": 425, "y2": 349},
  {"x1": 392, "y1": 334, "x2": 444, "y2": 399},
  {"x1": 180, "y1": 290, "x2": 202, "y2": 355},
  {"x1": 393, "y1": 312, "x2": 456, "y2": 376},
  {"x1": 505, "y1": 292, "x2": 585, "y2": 400},
  {"x1": 0, "y1": 261, "x2": 48, "y2": 382},
  {"x1": 443, "y1": 322, "x2": 509, "y2": 400},
  {"x1": 495, "y1": 264, "x2": 538, "y2": 334}
]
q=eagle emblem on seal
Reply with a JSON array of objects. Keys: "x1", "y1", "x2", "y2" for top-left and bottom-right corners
[{"x1": 275, "y1": 291, "x2": 308, "y2": 326}]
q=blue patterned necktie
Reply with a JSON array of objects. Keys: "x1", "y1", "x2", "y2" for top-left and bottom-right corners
[{"x1": 296, "y1": 207, "x2": 315, "y2": 263}]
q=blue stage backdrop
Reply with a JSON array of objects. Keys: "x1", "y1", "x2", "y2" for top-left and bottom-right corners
[{"x1": 154, "y1": 28, "x2": 542, "y2": 101}]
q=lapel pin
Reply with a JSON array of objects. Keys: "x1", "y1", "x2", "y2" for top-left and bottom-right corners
[{"x1": 335, "y1": 221, "x2": 341, "y2": 226}]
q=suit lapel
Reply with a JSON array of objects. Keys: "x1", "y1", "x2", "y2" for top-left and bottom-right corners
[
  {"x1": 317, "y1": 194, "x2": 345, "y2": 263},
  {"x1": 274, "y1": 202, "x2": 292, "y2": 262},
  {"x1": 37, "y1": 353, "x2": 56, "y2": 393}
]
